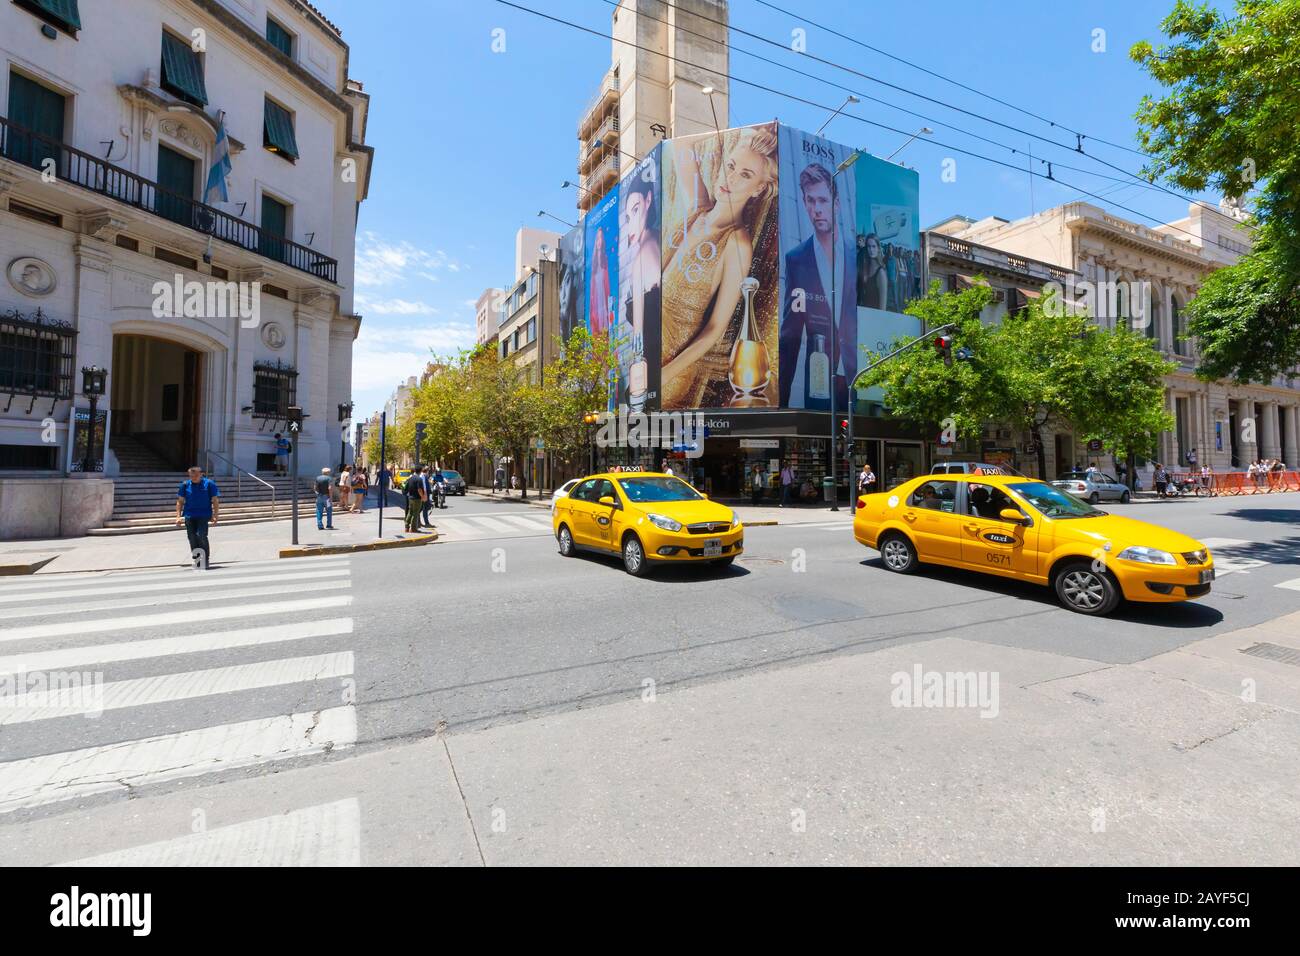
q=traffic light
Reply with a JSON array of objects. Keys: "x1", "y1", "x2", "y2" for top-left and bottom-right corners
[
  {"x1": 286, "y1": 405, "x2": 304, "y2": 433},
  {"x1": 934, "y1": 335, "x2": 954, "y2": 367},
  {"x1": 582, "y1": 411, "x2": 600, "y2": 425}
]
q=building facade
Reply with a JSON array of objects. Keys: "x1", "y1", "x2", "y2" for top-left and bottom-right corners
[
  {"x1": 0, "y1": 0, "x2": 372, "y2": 537},
  {"x1": 576, "y1": 0, "x2": 729, "y2": 213},
  {"x1": 939, "y1": 201, "x2": 1299, "y2": 478}
]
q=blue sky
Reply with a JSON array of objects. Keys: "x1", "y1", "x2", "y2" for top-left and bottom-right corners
[{"x1": 313, "y1": 0, "x2": 1225, "y2": 421}]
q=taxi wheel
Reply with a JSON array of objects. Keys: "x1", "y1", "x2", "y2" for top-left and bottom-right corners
[
  {"x1": 879, "y1": 533, "x2": 919, "y2": 574},
  {"x1": 557, "y1": 524, "x2": 575, "y2": 557},
  {"x1": 622, "y1": 534, "x2": 651, "y2": 577},
  {"x1": 1053, "y1": 562, "x2": 1120, "y2": 615}
]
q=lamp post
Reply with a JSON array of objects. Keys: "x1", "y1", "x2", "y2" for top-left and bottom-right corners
[
  {"x1": 829, "y1": 150, "x2": 862, "y2": 511},
  {"x1": 817, "y1": 94, "x2": 860, "y2": 136},
  {"x1": 886, "y1": 127, "x2": 933, "y2": 162},
  {"x1": 286, "y1": 405, "x2": 304, "y2": 545},
  {"x1": 337, "y1": 400, "x2": 353, "y2": 471},
  {"x1": 377, "y1": 411, "x2": 387, "y2": 539},
  {"x1": 538, "y1": 210, "x2": 576, "y2": 229},
  {"x1": 79, "y1": 365, "x2": 107, "y2": 475}
]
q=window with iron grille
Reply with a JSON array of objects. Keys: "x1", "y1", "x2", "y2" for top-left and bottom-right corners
[
  {"x1": 0, "y1": 308, "x2": 76, "y2": 399},
  {"x1": 252, "y1": 360, "x2": 297, "y2": 418}
]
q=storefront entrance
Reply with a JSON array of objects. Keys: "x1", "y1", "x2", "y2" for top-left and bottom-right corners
[{"x1": 109, "y1": 334, "x2": 201, "y2": 471}]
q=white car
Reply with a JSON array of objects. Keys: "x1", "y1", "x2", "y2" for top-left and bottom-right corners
[{"x1": 550, "y1": 479, "x2": 581, "y2": 516}]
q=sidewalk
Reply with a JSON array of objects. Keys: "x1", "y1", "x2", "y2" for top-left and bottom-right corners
[
  {"x1": 9, "y1": 608, "x2": 1297, "y2": 865},
  {"x1": 0, "y1": 493, "x2": 426, "y2": 574},
  {"x1": 465, "y1": 487, "x2": 850, "y2": 525}
]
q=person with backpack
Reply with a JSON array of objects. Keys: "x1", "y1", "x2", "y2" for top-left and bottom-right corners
[
  {"x1": 274, "y1": 433, "x2": 290, "y2": 477},
  {"x1": 314, "y1": 467, "x2": 336, "y2": 531},
  {"x1": 403, "y1": 469, "x2": 427, "y2": 532}
]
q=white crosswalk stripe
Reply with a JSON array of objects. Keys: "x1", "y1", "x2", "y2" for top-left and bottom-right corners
[
  {"x1": 0, "y1": 560, "x2": 358, "y2": 816},
  {"x1": 1275, "y1": 578, "x2": 1300, "y2": 592},
  {"x1": 432, "y1": 512, "x2": 555, "y2": 540},
  {"x1": 1200, "y1": 538, "x2": 1268, "y2": 577}
]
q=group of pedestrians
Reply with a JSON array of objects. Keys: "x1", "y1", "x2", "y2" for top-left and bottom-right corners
[
  {"x1": 1247, "y1": 458, "x2": 1287, "y2": 490},
  {"x1": 403, "y1": 465, "x2": 448, "y2": 533}
]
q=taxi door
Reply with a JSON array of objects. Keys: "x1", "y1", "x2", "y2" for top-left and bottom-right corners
[
  {"x1": 564, "y1": 479, "x2": 600, "y2": 547},
  {"x1": 589, "y1": 478, "x2": 618, "y2": 551},
  {"x1": 899, "y1": 479, "x2": 963, "y2": 563},
  {"x1": 959, "y1": 484, "x2": 1040, "y2": 579}
]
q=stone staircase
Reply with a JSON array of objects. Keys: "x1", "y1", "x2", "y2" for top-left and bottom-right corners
[
  {"x1": 89, "y1": 472, "x2": 320, "y2": 535},
  {"x1": 110, "y1": 433, "x2": 174, "y2": 472}
]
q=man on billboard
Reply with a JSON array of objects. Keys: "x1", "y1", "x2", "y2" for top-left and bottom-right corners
[{"x1": 779, "y1": 162, "x2": 857, "y2": 410}]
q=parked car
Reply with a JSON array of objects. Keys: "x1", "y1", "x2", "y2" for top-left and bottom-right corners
[
  {"x1": 550, "y1": 478, "x2": 581, "y2": 515},
  {"x1": 438, "y1": 469, "x2": 467, "y2": 495},
  {"x1": 930, "y1": 461, "x2": 1025, "y2": 477},
  {"x1": 1052, "y1": 470, "x2": 1131, "y2": 504}
]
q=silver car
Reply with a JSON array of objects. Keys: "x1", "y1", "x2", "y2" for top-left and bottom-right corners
[{"x1": 1051, "y1": 470, "x2": 1131, "y2": 504}]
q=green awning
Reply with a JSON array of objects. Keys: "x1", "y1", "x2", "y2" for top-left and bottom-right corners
[
  {"x1": 161, "y1": 31, "x2": 208, "y2": 106},
  {"x1": 263, "y1": 99, "x2": 299, "y2": 160},
  {"x1": 27, "y1": 0, "x2": 81, "y2": 31}
]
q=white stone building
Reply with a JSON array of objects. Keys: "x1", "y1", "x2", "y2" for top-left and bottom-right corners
[
  {"x1": 0, "y1": 0, "x2": 372, "y2": 537},
  {"x1": 935, "y1": 201, "x2": 1299, "y2": 478}
]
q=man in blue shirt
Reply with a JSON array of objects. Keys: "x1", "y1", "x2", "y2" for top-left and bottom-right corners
[{"x1": 175, "y1": 466, "x2": 220, "y2": 568}]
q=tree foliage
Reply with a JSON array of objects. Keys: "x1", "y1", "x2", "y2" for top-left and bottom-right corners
[{"x1": 1131, "y1": 0, "x2": 1300, "y2": 381}]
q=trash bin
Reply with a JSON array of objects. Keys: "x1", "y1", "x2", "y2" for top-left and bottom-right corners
[{"x1": 822, "y1": 476, "x2": 835, "y2": 502}]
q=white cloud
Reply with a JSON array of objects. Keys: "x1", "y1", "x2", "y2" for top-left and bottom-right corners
[
  {"x1": 354, "y1": 232, "x2": 465, "y2": 288},
  {"x1": 356, "y1": 298, "x2": 440, "y2": 315}
]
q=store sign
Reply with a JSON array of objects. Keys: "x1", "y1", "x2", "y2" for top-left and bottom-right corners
[
  {"x1": 740, "y1": 439, "x2": 780, "y2": 449},
  {"x1": 1087, "y1": 439, "x2": 1103, "y2": 452}
]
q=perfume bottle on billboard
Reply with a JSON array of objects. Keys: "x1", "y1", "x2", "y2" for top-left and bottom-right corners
[
  {"x1": 808, "y1": 333, "x2": 830, "y2": 401},
  {"x1": 728, "y1": 276, "x2": 771, "y2": 407}
]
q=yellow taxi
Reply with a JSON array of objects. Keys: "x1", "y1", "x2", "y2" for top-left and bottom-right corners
[
  {"x1": 853, "y1": 473, "x2": 1215, "y2": 615},
  {"x1": 553, "y1": 472, "x2": 743, "y2": 576}
]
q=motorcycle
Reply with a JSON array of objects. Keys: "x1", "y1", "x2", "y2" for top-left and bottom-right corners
[{"x1": 432, "y1": 478, "x2": 447, "y2": 509}]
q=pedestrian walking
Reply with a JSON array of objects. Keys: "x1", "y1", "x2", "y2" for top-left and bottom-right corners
[
  {"x1": 339, "y1": 465, "x2": 353, "y2": 513},
  {"x1": 857, "y1": 463, "x2": 876, "y2": 496},
  {"x1": 175, "y1": 465, "x2": 220, "y2": 568},
  {"x1": 1200, "y1": 464, "x2": 1215, "y2": 496},
  {"x1": 780, "y1": 461, "x2": 795, "y2": 507},
  {"x1": 314, "y1": 467, "x2": 336, "y2": 529},
  {"x1": 750, "y1": 464, "x2": 764, "y2": 505},
  {"x1": 1153, "y1": 463, "x2": 1169, "y2": 497},
  {"x1": 351, "y1": 467, "x2": 368, "y2": 513},
  {"x1": 1185, "y1": 447, "x2": 1198, "y2": 469},
  {"x1": 510, "y1": 473, "x2": 519, "y2": 495},
  {"x1": 274, "y1": 432, "x2": 290, "y2": 477},
  {"x1": 419, "y1": 466, "x2": 435, "y2": 528},
  {"x1": 403, "y1": 469, "x2": 426, "y2": 532},
  {"x1": 494, "y1": 464, "x2": 505, "y2": 495}
]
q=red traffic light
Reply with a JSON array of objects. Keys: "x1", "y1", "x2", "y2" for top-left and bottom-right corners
[{"x1": 933, "y1": 335, "x2": 954, "y2": 367}]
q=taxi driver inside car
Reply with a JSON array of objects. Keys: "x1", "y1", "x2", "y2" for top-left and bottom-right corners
[
  {"x1": 553, "y1": 472, "x2": 743, "y2": 576},
  {"x1": 852, "y1": 474, "x2": 1214, "y2": 615}
]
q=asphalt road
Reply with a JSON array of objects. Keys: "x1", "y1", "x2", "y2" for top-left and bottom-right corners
[{"x1": 0, "y1": 491, "x2": 1296, "y2": 840}]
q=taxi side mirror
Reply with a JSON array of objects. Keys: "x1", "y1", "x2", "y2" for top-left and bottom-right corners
[
  {"x1": 598, "y1": 495, "x2": 616, "y2": 507},
  {"x1": 699, "y1": 492, "x2": 709, "y2": 499},
  {"x1": 999, "y1": 508, "x2": 1027, "y2": 524}
]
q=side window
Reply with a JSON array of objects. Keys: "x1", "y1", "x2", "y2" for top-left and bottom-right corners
[
  {"x1": 596, "y1": 479, "x2": 619, "y2": 504},
  {"x1": 908, "y1": 480, "x2": 957, "y2": 512},
  {"x1": 570, "y1": 479, "x2": 598, "y2": 503},
  {"x1": 967, "y1": 483, "x2": 1017, "y2": 520}
]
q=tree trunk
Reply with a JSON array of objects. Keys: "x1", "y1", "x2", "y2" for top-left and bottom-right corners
[
  {"x1": 1034, "y1": 425, "x2": 1047, "y2": 480},
  {"x1": 1127, "y1": 451, "x2": 1137, "y2": 491}
]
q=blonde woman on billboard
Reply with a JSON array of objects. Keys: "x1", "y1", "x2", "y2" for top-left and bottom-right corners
[
  {"x1": 661, "y1": 123, "x2": 779, "y2": 408},
  {"x1": 589, "y1": 228, "x2": 613, "y2": 337}
]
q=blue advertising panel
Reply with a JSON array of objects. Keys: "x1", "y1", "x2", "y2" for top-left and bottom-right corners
[
  {"x1": 613, "y1": 145, "x2": 662, "y2": 412},
  {"x1": 584, "y1": 186, "x2": 620, "y2": 342},
  {"x1": 777, "y1": 127, "x2": 859, "y2": 411},
  {"x1": 557, "y1": 222, "x2": 586, "y2": 347}
]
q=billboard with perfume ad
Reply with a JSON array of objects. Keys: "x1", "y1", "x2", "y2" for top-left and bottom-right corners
[
  {"x1": 557, "y1": 223, "x2": 586, "y2": 347},
  {"x1": 658, "y1": 121, "x2": 781, "y2": 410},
  {"x1": 853, "y1": 152, "x2": 923, "y2": 409},
  {"x1": 777, "y1": 127, "x2": 859, "y2": 412},
  {"x1": 614, "y1": 146, "x2": 662, "y2": 413},
  {"x1": 584, "y1": 186, "x2": 620, "y2": 343}
]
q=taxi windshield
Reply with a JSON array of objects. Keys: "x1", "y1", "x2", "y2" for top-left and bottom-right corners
[
  {"x1": 1009, "y1": 481, "x2": 1104, "y2": 519},
  {"x1": 617, "y1": 477, "x2": 703, "y2": 503}
]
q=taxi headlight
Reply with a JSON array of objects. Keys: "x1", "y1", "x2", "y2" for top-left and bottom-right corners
[
  {"x1": 646, "y1": 513, "x2": 682, "y2": 532},
  {"x1": 1116, "y1": 546, "x2": 1176, "y2": 565},
  {"x1": 731, "y1": 511, "x2": 741, "y2": 529}
]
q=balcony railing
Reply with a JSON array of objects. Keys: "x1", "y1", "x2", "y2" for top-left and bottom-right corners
[{"x1": 0, "y1": 115, "x2": 337, "y2": 284}]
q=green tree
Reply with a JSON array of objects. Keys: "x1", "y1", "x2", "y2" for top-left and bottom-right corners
[
  {"x1": 536, "y1": 326, "x2": 613, "y2": 470},
  {"x1": 1131, "y1": 0, "x2": 1300, "y2": 381},
  {"x1": 465, "y1": 345, "x2": 546, "y2": 499}
]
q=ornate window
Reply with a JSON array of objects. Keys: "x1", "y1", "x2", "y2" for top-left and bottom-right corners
[
  {"x1": 0, "y1": 307, "x2": 77, "y2": 402},
  {"x1": 252, "y1": 359, "x2": 297, "y2": 419}
]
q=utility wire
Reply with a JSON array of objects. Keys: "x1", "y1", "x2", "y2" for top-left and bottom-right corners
[{"x1": 499, "y1": 0, "x2": 1209, "y2": 244}]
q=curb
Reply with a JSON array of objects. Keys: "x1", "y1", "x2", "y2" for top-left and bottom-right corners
[
  {"x1": 744, "y1": 520, "x2": 779, "y2": 527},
  {"x1": 0, "y1": 555, "x2": 58, "y2": 576},
  {"x1": 279, "y1": 531, "x2": 438, "y2": 559}
]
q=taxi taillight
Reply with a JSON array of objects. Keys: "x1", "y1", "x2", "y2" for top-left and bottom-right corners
[{"x1": 857, "y1": 496, "x2": 867, "y2": 510}]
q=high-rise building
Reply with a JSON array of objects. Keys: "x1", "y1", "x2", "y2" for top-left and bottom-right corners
[{"x1": 575, "y1": 0, "x2": 729, "y2": 213}]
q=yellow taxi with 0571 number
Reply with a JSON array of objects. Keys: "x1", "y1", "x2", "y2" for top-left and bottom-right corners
[
  {"x1": 553, "y1": 472, "x2": 743, "y2": 576},
  {"x1": 853, "y1": 474, "x2": 1215, "y2": 615}
]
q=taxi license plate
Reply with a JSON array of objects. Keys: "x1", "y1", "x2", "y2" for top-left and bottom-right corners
[
  {"x1": 703, "y1": 539, "x2": 722, "y2": 557},
  {"x1": 1199, "y1": 568, "x2": 1215, "y2": 584}
]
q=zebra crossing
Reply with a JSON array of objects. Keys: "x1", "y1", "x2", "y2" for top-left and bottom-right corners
[
  {"x1": 430, "y1": 510, "x2": 557, "y2": 542},
  {"x1": 0, "y1": 555, "x2": 358, "y2": 816}
]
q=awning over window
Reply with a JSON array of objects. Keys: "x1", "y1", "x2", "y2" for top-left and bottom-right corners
[
  {"x1": 161, "y1": 31, "x2": 209, "y2": 106},
  {"x1": 26, "y1": 0, "x2": 81, "y2": 31},
  {"x1": 263, "y1": 99, "x2": 299, "y2": 160},
  {"x1": 1018, "y1": 287, "x2": 1043, "y2": 300}
]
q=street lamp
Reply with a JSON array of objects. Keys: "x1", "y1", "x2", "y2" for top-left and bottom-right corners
[
  {"x1": 561, "y1": 180, "x2": 593, "y2": 196},
  {"x1": 700, "y1": 85, "x2": 723, "y2": 135},
  {"x1": 817, "y1": 94, "x2": 860, "y2": 136},
  {"x1": 538, "y1": 210, "x2": 576, "y2": 229},
  {"x1": 337, "y1": 400, "x2": 353, "y2": 470},
  {"x1": 79, "y1": 365, "x2": 107, "y2": 475},
  {"x1": 828, "y1": 151, "x2": 862, "y2": 512},
  {"x1": 886, "y1": 127, "x2": 933, "y2": 162}
]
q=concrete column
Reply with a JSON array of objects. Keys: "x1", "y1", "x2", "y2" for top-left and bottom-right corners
[
  {"x1": 1236, "y1": 398, "x2": 1258, "y2": 466},
  {"x1": 1164, "y1": 388, "x2": 1180, "y2": 468},
  {"x1": 1285, "y1": 405, "x2": 1300, "y2": 469},
  {"x1": 1261, "y1": 401, "x2": 1281, "y2": 460}
]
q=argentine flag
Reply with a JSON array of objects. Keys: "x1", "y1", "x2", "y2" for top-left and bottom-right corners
[{"x1": 204, "y1": 115, "x2": 233, "y2": 205}]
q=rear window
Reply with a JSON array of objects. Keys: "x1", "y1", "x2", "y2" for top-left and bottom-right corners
[{"x1": 442, "y1": 470, "x2": 461, "y2": 479}]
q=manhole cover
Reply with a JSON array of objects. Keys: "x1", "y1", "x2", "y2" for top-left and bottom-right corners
[{"x1": 1240, "y1": 642, "x2": 1300, "y2": 667}]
